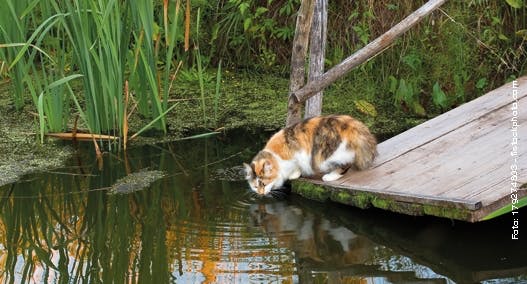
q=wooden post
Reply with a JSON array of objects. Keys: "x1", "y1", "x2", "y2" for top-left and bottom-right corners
[
  {"x1": 304, "y1": 0, "x2": 327, "y2": 119},
  {"x1": 286, "y1": 0, "x2": 315, "y2": 127},
  {"x1": 289, "y1": 0, "x2": 448, "y2": 106}
]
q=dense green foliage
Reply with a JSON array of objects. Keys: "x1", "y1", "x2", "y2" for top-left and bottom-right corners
[
  {"x1": 201, "y1": 0, "x2": 526, "y2": 114},
  {"x1": 0, "y1": 0, "x2": 525, "y2": 142},
  {"x1": 1, "y1": 0, "x2": 190, "y2": 145}
]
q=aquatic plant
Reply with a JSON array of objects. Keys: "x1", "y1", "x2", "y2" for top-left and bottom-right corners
[
  {"x1": 0, "y1": 0, "x2": 193, "y2": 148},
  {"x1": 1, "y1": 0, "x2": 525, "y2": 144}
]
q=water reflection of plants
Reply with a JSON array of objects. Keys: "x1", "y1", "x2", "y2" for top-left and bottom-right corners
[
  {"x1": 0, "y1": 135, "x2": 263, "y2": 283},
  {"x1": 2, "y1": 134, "x2": 526, "y2": 283},
  {"x1": 0, "y1": 134, "x2": 361, "y2": 282},
  {"x1": 0, "y1": 176, "x2": 162, "y2": 283}
]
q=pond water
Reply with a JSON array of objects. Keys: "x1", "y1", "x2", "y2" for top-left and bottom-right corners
[{"x1": 0, "y1": 130, "x2": 526, "y2": 284}]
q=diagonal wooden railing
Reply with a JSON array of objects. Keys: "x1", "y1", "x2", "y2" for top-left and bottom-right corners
[{"x1": 286, "y1": 0, "x2": 449, "y2": 126}]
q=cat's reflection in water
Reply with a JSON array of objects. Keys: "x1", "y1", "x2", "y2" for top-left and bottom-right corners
[{"x1": 249, "y1": 201, "x2": 377, "y2": 265}]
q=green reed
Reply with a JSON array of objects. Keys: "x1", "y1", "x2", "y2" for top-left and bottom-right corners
[
  {"x1": 195, "y1": 8, "x2": 207, "y2": 125},
  {"x1": 160, "y1": 0, "x2": 183, "y2": 119},
  {"x1": 214, "y1": 59, "x2": 223, "y2": 127},
  {"x1": 1, "y1": 0, "x2": 81, "y2": 142},
  {"x1": 62, "y1": 0, "x2": 127, "y2": 140},
  {"x1": 129, "y1": 0, "x2": 162, "y2": 131},
  {"x1": 0, "y1": 0, "x2": 31, "y2": 110},
  {"x1": 2, "y1": 0, "x2": 525, "y2": 140},
  {"x1": 1, "y1": 0, "x2": 192, "y2": 147}
]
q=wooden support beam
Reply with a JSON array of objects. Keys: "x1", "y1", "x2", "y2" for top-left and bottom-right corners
[
  {"x1": 289, "y1": 0, "x2": 448, "y2": 106},
  {"x1": 304, "y1": 0, "x2": 327, "y2": 119},
  {"x1": 286, "y1": 0, "x2": 315, "y2": 127}
]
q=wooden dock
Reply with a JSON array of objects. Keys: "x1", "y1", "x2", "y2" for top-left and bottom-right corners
[{"x1": 292, "y1": 77, "x2": 527, "y2": 222}]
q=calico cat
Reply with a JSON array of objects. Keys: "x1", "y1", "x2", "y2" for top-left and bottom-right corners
[{"x1": 244, "y1": 115, "x2": 377, "y2": 195}]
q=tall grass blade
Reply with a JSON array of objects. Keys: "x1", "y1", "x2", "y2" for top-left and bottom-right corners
[
  {"x1": 184, "y1": 0, "x2": 190, "y2": 51},
  {"x1": 47, "y1": 74, "x2": 84, "y2": 89},
  {"x1": 129, "y1": 0, "x2": 167, "y2": 133},
  {"x1": 37, "y1": 74, "x2": 83, "y2": 142},
  {"x1": 130, "y1": 103, "x2": 179, "y2": 141},
  {"x1": 162, "y1": 0, "x2": 181, "y2": 112},
  {"x1": 195, "y1": 8, "x2": 206, "y2": 125},
  {"x1": 0, "y1": 0, "x2": 38, "y2": 109},
  {"x1": 8, "y1": 13, "x2": 66, "y2": 69},
  {"x1": 0, "y1": 43, "x2": 54, "y2": 66},
  {"x1": 176, "y1": 131, "x2": 221, "y2": 141},
  {"x1": 37, "y1": 92, "x2": 46, "y2": 143},
  {"x1": 123, "y1": 80, "x2": 129, "y2": 150},
  {"x1": 214, "y1": 60, "x2": 222, "y2": 126}
]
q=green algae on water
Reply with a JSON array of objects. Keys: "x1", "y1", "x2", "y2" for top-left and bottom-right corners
[{"x1": 109, "y1": 169, "x2": 166, "y2": 195}]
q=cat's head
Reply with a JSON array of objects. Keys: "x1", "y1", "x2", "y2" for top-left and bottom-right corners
[{"x1": 243, "y1": 151, "x2": 279, "y2": 195}]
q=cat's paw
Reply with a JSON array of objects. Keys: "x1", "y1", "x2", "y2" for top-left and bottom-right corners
[
  {"x1": 289, "y1": 169, "x2": 302, "y2": 180},
  {"x1": 322, "y1": 172, "x2": 343, "y2": 182}
]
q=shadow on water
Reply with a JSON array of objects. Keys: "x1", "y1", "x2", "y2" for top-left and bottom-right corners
[{"x1": 0, "y1": 129, "x2": 526, "y2": 284}]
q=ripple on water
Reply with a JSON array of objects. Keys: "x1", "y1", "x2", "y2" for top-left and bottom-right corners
[
  {"x1": 171, "y1": 246, "x2": 298, "y2": 283},
  {"x1": 166, "y1": 190, "x2": 298, "y2": 283}
]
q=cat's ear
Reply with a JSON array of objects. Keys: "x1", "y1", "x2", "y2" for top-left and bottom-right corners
[
  {"x1": 243, "y1": 163, "x2": 254, "y2": 180},
  {"x1": 263, "y1": 160, "x2": 273, "y2": 176}
]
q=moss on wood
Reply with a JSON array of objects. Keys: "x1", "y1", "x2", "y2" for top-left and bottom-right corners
[
  {"x1": 291, "y1": 180, "x2": 330, "y2": 201},
  {"x1": 292, "y1": 179, "x2": 477, "y2": 221},
  {"x1": 330, "y1": 190, "x2": 372, "y2": 209},
  {"x1": 371, "y1": 197, "x2": 424, "y2": 216},
  {"x1": 422, "y1": 204, "x2": 473, "y2": 221}
]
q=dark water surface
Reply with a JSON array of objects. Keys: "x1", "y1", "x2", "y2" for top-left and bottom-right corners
[{"x1": 0, "y1": 131, "x2": 526, "y2": 284}]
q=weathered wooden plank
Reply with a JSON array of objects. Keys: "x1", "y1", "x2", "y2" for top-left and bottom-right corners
[
  {"x1": 338, "y1": 85, "x2": 525, "y2": 196},
  {"x1": 404, "y1": 96, "x2": 525, "y2": 201},
  {"x1": 373, "y1": 77, "x2": 527, "y2": 167},
  {"x1": 469, "y1": 177, "x2": 519, "y2": 204},
  {"x1": 368, "y1": 112, "x2": 511, "y2": 198},
  {"x1": 446, "y1": 146, "x2": 517, "y2": 202},
  {"x1": 336, "y1": 106, "x2": 515, "y2": 192},
  {"x1": 475, "y1": 193, "x2": 526, "y2": 221},
  {"x1": 335, "y1": 126, "x2": 507, "y2": 200},
  {"x1": 467, "y1": 147, "x2": 526, "y2": 205},
  {"x1": 292, "y1": 76, "x2": 527, "y2": 222},
  {"x1": 334, "y1": 106, "x2": 519, "y2": 206},
  {"x1": 292, "y1": 179, "x2": 480, "y2": 221}
]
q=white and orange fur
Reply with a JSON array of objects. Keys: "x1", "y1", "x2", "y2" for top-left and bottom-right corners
[{"x1": 244, "y1": 115, "x2": 377, "y2": 195}]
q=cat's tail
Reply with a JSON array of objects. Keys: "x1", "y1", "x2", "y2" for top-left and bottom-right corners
[{"x1": 349, "y1": 125, "x2": 378, "y2": 170}]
